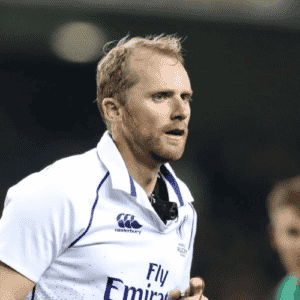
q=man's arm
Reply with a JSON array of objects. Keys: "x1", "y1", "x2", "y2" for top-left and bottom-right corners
[{"x1": 0, "y1": 261, "x2": 35, "y2": 300}]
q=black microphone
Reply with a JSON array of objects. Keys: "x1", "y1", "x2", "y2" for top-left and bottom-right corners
[
  {"x1": 152, "y1": 199, "x2": 178, "y2": 222},
  {"x1": 149, "y1": 171, "x2": 178, "y2": 223}
]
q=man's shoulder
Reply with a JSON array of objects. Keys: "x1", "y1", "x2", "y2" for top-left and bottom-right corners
[
  {"x1": 8, "y1": 148, "x2": 107, "y2": 199},
  {"x1": 44, "y1": 148, "x2": 101, "y2": 175}
]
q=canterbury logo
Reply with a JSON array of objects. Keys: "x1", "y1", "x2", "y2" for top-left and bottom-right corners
[{"x1": 117, "y1": 213, "x2": 142, "y2": 229}]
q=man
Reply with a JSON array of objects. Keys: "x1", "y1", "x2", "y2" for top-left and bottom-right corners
[
  {"x1": 0, "y1": 34, "x2": 208, "y2": 299},
  {"x1": 266, "y1": 176, "x2": 300, "y2": 299}
]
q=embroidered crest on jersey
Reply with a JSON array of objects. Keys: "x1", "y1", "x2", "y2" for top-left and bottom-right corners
[
  {"x1": 177, "y1": 243, "x2": 188, "y2": 257},
  {"x1": 115, "y1": 213, "x2": 142, "y2": 234}
]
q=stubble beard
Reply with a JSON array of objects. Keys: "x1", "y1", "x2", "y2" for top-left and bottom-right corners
[
  {"x1": 122, "y1": 117, "x2": 187, "y2": 165},
  {"x1": 149, "y1": 137, "x2": 187, "y2": 164}
]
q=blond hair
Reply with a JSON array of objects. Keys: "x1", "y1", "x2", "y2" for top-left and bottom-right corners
[
  {"x1": 96, "y1": 33, "x2": 186, "y2": 129},
  {"x1": 267, "y1": 176, "x2": 300, "y2": 225}
]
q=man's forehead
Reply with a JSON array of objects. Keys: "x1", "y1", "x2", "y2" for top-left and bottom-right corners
[{"x1": 125, "y1": 47, "x2": 191, "y2": 93}]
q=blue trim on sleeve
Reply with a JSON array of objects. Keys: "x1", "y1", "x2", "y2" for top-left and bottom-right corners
[
  {"x1": 129, "y1": 175, "x2": 136, "y2": 197},
  {"x1": 160, "y1": 165, "x2": 184, "y2": 206},
  {"x1": 68, "y1": 171, "x2": 110, "y2": 248},
  {"x1": 188, "y1": 203, "x2": 196, "y2": 250}
]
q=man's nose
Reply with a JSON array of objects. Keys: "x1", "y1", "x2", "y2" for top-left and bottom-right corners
[{"x1": 171, "y1": 96, "x2": 190, "y2": 121}]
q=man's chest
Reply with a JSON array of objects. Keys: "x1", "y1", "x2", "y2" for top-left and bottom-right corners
[
  {"x1": 55, "y1": 230, "x2": 191, "y2": 299},
  {"x1": 51, "y1": 197, "x2": 194, "y2": 295},
  {"x1": 68, "y1": 197, "x2": 193, "y2": 258}
]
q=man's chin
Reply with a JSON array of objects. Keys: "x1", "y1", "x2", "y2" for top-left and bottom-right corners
[{"x1": 151, "y1": 149, "x2": 184, "y2": 164}]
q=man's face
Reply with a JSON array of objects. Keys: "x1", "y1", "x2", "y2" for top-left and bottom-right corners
[
  {"x1": 118, "y1": 48, "x2": 192, "y2": 164},
  {"x1": 272, "y1": 206, "x2": 300, "y2": 278}
]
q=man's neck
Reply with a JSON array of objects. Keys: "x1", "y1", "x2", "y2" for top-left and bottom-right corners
[
  {"x1": 112, "y1": 133, "x2": 161, "y2": 197},
  {"x1": 126, "y1": 159, "x2": 160, "y2": 198}
]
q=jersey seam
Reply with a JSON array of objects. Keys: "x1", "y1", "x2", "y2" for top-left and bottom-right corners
[{"x1": 68, "y1": 171, "x2": 110, "y2": 248}]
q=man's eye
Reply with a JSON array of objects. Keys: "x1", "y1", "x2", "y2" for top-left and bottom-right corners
[
  {"x1": 153, "y1": 93, "x2": 168, "y2": 101},
  {"x1": 287, "y1": 227, "x2": 300, "y2": 236},
  {"x1": 182, "y1": 94, "x2": 193, "y2": 102}
]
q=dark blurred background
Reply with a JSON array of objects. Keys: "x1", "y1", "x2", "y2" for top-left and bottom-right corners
[{"x1": 2, "y1": 0, "x2": 300, "y2": 298}]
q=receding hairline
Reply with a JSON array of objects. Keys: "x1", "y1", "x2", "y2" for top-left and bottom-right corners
[
  {"x1": 124, "y1": 45, "x2": 184, "y2": 77},
  {"x1": 122, "y1": 46, "x2": 187, "y2": 95}
]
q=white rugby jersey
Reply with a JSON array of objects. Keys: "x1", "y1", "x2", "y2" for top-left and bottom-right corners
[{"x1": 0, "y1": 131, "x2": 197, "y2": 300}]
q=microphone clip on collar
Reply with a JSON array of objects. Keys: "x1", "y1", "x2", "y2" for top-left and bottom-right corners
[{"x1": 152, "y1": 199, "x2": 178, "y2": 222}]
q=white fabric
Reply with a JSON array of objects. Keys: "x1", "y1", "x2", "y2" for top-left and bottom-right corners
[{"x1": 0, "y1": 131, "x2": 197, "y2": 300}]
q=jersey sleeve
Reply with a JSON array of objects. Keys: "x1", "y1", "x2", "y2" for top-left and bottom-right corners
[{"x1": 0, "y1": 170, "x2": 77, "y2": 283}]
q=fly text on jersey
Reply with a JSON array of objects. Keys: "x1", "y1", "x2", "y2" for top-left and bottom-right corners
[{"x1": 104, "y1": 262, "x2": 170, "y2": 300}]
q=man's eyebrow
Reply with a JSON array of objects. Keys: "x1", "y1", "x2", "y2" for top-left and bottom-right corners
[{"x1": 148, "y1": 89, "x2": 193, "y2": 96}]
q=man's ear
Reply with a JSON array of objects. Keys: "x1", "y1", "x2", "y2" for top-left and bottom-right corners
[
  {"x1": 267, "y1": 223, "x2": 277, "y2": 251},
  {"x1": 102, "y1": 98, "x2": 123, "y2": 124}
]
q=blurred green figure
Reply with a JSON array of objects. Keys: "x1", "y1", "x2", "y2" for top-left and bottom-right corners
[{"x1": 266, "y1": 176, "x2": 300, "y2": 299}]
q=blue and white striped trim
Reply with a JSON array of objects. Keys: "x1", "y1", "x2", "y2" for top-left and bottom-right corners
[
  {"x1": 129, "y1": 174, "x2": 137, "y2": 197},
  {"x1": 160, "y1": 165, "x2": 184, "y2": 206}
]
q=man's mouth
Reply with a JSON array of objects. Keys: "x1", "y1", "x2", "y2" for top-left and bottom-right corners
[{"x1": 165, "y1": 130, "x2": 185, "y2": 136}]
